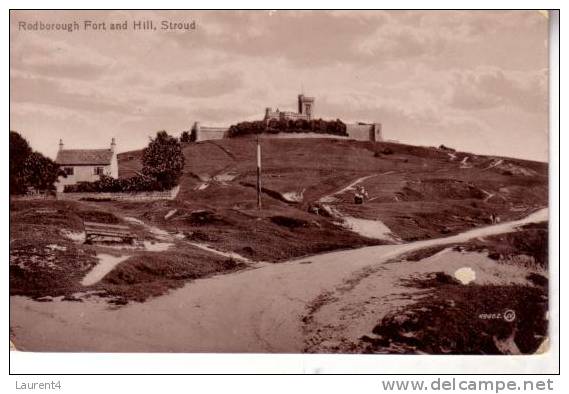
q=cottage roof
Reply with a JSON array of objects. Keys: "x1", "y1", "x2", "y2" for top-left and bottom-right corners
[{"x1": 56, "y1": 149, "x2": 114, "y2": 166}]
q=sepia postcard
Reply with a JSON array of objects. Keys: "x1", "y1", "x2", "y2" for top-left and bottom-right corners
[{"x1": 9, "y1": 10, "x2": 553, "y2": 359}]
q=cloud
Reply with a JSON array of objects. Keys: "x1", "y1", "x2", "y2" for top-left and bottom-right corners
[
  {"x1": 356, "y1": 20, "x2": 452, "y2": 60},
  {"x1": 161, "y1": 72, "x2": 243, "y2": 98},
  {"x1": 10, "y1": 75, "x2": 134, "y2": 114},
  {"x1": 172, "y1": 11, "x2": 382, "y2": 66},
  {"x1": 11, "y1": 32, "x2": 114, "y2": 80},
  {"x1": 9, "y1": 10, "x2": 549, "y2": 161},
  {"x1": 447, "y1": 67, "x2": 548, "y2": 112},
  {"x1": 21, "y1": 62, "x2": 107, "y2": 80}
]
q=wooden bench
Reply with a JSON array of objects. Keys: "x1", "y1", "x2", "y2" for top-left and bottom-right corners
[{"x1": 84, "y1": 221, "x2": 136, "y2": 244}]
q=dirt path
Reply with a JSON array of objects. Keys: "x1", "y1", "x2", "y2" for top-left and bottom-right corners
[
  {"x1": 10, "y1": 208, "x2": 547, "y2": 352},
  {"x1": 480, "y1": 188, "x2": 495, "y2": 202},
  {"x1": 319, "y1": 172, "x2": 391, "y2": 203},
  {"x1": 204, "y1": 140, "x2": 237, "y2": 161}
]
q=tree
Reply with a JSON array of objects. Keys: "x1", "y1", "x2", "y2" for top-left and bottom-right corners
[
  {"x1": 142, "y1": 131, "x2": 185, "y2": 190},
  {"x1": 10, "y1": 130, "x2": 63, "y2": 194},
  {"x1": 10, "y1": 131, "x2": 32, "y2": 194},
  {"x1": 24, "y1": 151, "x2": 64, "y2": 191},
  {"x1": 180, "y1": 130, "x2": 191, "y2": 143}
]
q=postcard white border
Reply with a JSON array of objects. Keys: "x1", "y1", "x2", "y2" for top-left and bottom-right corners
[{"x1": 4, "y1": 2, "x2": 561, "y2": 377}]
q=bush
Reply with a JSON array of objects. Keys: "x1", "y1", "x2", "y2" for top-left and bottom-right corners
[
  {"x1": 64, "y1": 174, "x2": 164, "y2": 193},
  {"x1": 270, "y1": 216, "x2": 309, "y2": 229},
  {"x1": 439, "y1": 144, "x2": 456, "y2": 152},
  {"x1": 180, "y1": 131, "x2": 191, "y2": 143},
  {"x1": 370, "y1": 282, "x2": 547, "y2": 354},
  {"x1": 226, "y1": 118, "x2": 348, "y2": 138}
]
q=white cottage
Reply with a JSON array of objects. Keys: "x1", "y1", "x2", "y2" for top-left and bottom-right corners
[{"x1": 55, "y1": 138, "x2": 118, "y2": 192}]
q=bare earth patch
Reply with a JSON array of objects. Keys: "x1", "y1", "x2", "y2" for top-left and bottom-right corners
[{"x1": 302, "y1": 222, "x2": 548, "y2": 354}]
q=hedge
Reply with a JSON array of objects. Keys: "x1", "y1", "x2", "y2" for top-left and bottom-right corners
[
  {"x1": 226, "y1": 118, "x2": 348, "y2": 138},
  {"x1": 64, "y1": 175, "x2": 166, "y2": 193}
]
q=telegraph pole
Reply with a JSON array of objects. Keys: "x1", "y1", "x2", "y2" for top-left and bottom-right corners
[{"x1": 256, "y1": 133, "x2": 262, "y2": 210}]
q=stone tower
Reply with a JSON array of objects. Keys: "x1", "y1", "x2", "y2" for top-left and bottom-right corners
[{"x1": 298, "y1": 94, "x2": 315, "y2": 120}]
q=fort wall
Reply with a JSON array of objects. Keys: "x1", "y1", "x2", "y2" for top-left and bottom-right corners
[
  {"x1": 190, "y1": 94, "x2": 382, "y2": 143},
  {"x1": 189, "y1": 121, "x2": 383, "y2": 142},
  {"x1": 190, "y1": 122, "x2": 228, "y2": 142},
  {"x1": 346, "y1": 123, "x2": 382, "y2": 142}
]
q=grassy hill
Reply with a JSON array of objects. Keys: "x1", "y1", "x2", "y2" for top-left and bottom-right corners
[
  {"x1": 10, "y1": 137, "x2": 547, "y2": 304},
  {"x1": 118, "y1": 137, "x2": 547, "y2": 244}
]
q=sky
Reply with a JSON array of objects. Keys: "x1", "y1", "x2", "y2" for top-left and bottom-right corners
[{"x1": 10, "y1": 10, "x2": 549, "y2": 161}]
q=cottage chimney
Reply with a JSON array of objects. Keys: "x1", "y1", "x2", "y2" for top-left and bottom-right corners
[
  {"x1": 110, "y1": 137, "x2": 116, "y2": 152},
  {"x1": 59, "y1": 139, "x2": 64, "y2": 151}
]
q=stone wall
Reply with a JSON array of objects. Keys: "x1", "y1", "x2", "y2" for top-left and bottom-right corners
[
  {"x1": 191, "y1": 122, "x2": 228, "y2": 142},
  {"x1": 190, "y1": 121, "x2": 383, "y2": 142},
  {"x1": 346, "y1": 123, "x2": 382, "y2": 142},
  {"x1": 10, "y1": 193, "x2": 55, "y2": 201},
  {"x1": 196, "y1": 129, "x2": 226, "y2": 142},
  {"x1": 56, "y1": 186, "x2": 180, "y2": 202}
]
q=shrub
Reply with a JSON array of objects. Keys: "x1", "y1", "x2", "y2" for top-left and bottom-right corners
[
  {"x1": 370, "y1": 282, "x2": 547, "y2": 354},
  {"x1": 439, "y1": 144, "x2": 456, "y2": 152},
  {"x1": 64, "y1": 174, "x2": 165, "y2": 193},
  {"x1": 270, "y1": 216, "x2": 309, "y2": 229},
  {"x1": 180, "y1": 131, "x2": 191, "y2": 143},
  {"x1": 227, "y1": 118, "x2": 348, "y2": 138}
]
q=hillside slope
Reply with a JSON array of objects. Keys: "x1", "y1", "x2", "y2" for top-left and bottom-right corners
[
  {"x1": 10, "y1": 138, "x2": 549, "y2": 350},
  {"x1": 118, "y1": 137, "x2": 548, "y2": 245}
]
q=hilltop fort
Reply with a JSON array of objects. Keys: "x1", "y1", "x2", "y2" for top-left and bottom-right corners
[
  {"x1": 190, "y1": 93, "x2": 383, "y2": 143},
  {"x1": 264, "y1": 94, "x2": 315, "y2": 121}
]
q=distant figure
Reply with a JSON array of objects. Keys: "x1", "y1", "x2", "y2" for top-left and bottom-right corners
[
  {"x1": 354, "y1": 185, "x2": 368, "y2": 204},
  {"x1": 356, "y1": 185, "x2": 369, "y2": 199},
  {"x1": 490, "y1": 213, "x2": 500, "y2": 224}
]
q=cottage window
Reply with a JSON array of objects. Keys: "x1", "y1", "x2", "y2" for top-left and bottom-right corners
[
  {"x1": 64, "y1": 167, "x2": 74, "y2": 176},
  {"x1": 94, "y1": 167, "x2": 104, "y2": 175}
]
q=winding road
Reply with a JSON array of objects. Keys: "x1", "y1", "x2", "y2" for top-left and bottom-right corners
[{"x1": 10, "y1": 208, "x2": 547, "y2": 352}]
